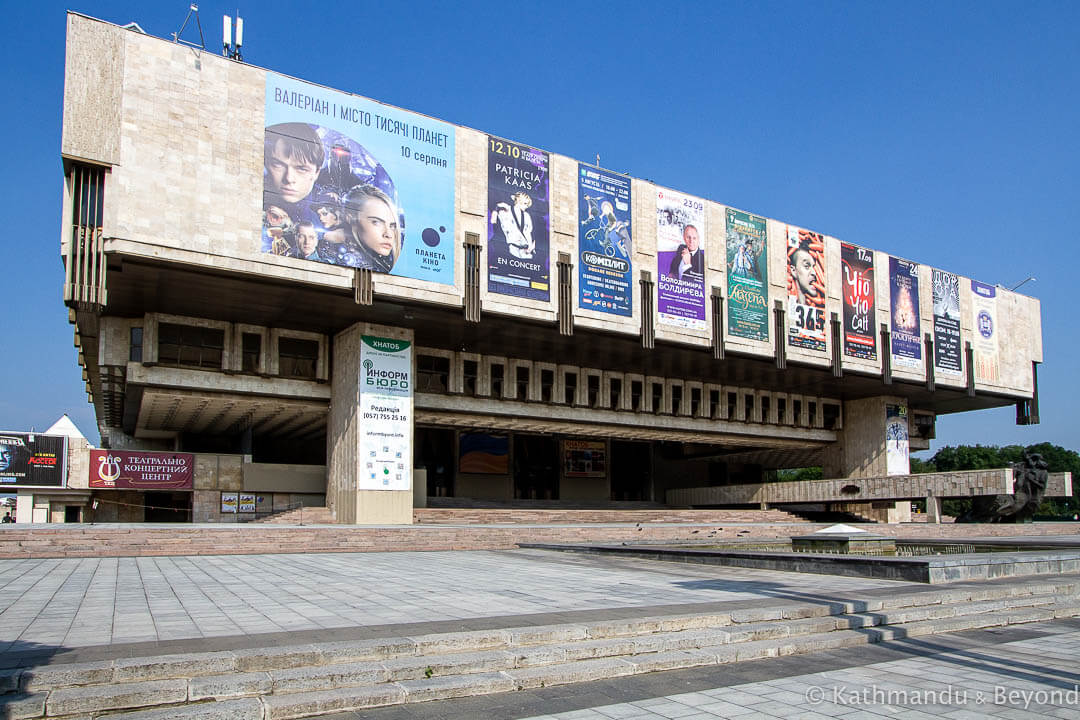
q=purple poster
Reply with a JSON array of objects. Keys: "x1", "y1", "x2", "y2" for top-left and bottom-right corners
[
  {"x1": 656, "y1": 188, "x2": 706, "y2": 330},
  {"x1": 487, "y1": 136, "x2": 550, "y2": 301},
  {"x1": 889, "y1": 256, "x2": 922, "y2": 369}
]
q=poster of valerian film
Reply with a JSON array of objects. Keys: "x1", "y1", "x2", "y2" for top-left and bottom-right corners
[
  {"x1": 488, "y1": 137, "x2": 550, "y2": 301},
  {"x1": 656, "y1": 189, "x2": 706, "y2": 330},
  {"x1": 885, "y1": 404, "x2": 910, "y2": 476},
  {"x1": 889, "y1": 257, "x2": 922, "y2": 369},
  {"x1": 578, "y1": 165, "x2": 632, "y2": 316},
  {"x1": 786, "y1": 227, "x2": 826, "y2": 352},
  {"x1": 0, "y1": 434, "x2": 66, "y2": 487},
  {"x1": 932, "y1": 268, "x2": 962, "y2": 377},
  {"x1": 262, "y1": 73, "x2": 455, "y2": 283},
  {"x1": 971, "y1": 280, "x2": 999, "y2": 384},
  {"x1": 359, "y1": 336, "x2": 412, "y2": 491},
  {"x1": 725, "y1": 209, "x2": 769, "y2": 341},
  {"x1": 841, "y1": 243, "x2": 876, "y2": 359}
]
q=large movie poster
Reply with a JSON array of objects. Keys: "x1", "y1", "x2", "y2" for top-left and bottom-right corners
[
  {"x1": 786, "y1": 227, "x2": 826, "y2": 352},
  {"x1": 885, "y1": 404, "x2": 910, "y2": 476},
  {"x1": 0, "y1": 434, "x2": 66, "y2": 488},
  {"x1": 262, "y1": 73, "x2": 455, "y2": 283},
  {"x1": 488, "y1": 137, "x2": 550, "y2": 301},
  {"x1": 89, "y1": 450, "x2": 194, "y2": 490},
  {"x1": 889, "y1": 257, "x2": 922, "y2": 369},
  {"x1": 359, "y1": 336, "x2": 412, "y2": 491},
  {"x1": 971, "y1": 280, "x2": 999, "y2": 384},
  {"x1": 578, "y1": 165, "x2": 632, "y2": 316},
  {"x1": 932, "y1": 268, "x2": 962, "y2": 377},
  {"x1": 725, "y1": 208, "x2": 769, "y2": 341},
  {"x1": 656, "y1": 189, "x2": 706, "y2": 330},
  {"x1": 841, "y1": 242, "x2": 876, "y2": 359}
]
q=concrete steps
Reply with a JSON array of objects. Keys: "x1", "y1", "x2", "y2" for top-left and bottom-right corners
[
  {"x1": 4, "y1": 578, "x2": 1078, "y2": 719},
  {"x1": 413, "y1": 508, "x2": 807, "y2": 525},
  {"x1": 251, "y1": 507, "x2": 334, "y2": 525}
]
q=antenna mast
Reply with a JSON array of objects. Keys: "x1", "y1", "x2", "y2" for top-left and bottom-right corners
[{"x1": 172, "y1": 3, "x2": 206, "y2": 49}]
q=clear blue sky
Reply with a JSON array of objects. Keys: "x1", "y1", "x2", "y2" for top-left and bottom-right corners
[{"x1": 2, "y1": 1, "x2": 1076, "y2": 457}]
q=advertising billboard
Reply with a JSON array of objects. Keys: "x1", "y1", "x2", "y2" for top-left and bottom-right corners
[
  {"x1": 889, "y1": 257, "x2": 922, "y2": 369},
  {"x1": 725, "y1": 208, "x2": 769, "y2": 341},
  {"x1": 459, "y1": 433, "x2": 509, "y2": 474},
  {"x1": 656, "y1": 188, "x2": 706, "y2": 330},
  {"x1": 564, "y1": 440, "x2": 607, "y2": 479},
  {"x1": 578, "y1": 165, "x2": 632, "y2": 316},
  {"x1": 261, "y1": 73, "x2": 455, "y2": 283},
  {"x1": 971, "y1": 280, "x2": 999, "y2": 384},
  {"x1": 89, "y1": 450, "x2": 194, "y2": 490},
  {"x1": 841, "y1": 242, "x2": 876, "y2": 359},
  {"x1": 488, "y1": 137, "x2": 550, "y2": 301},
  {"x1": 786, "y1": 227, "x2": 826, "y2": 352},
  {"x1": 885, "y1": 404, "x2": 910, "y2": 476},
  {"x1": 0, "y1": 434, "x2": 67, "y2": 488},
  {"x1": 932, "y1": 268, "x2": 962, "y2": 377},
  {"x1": 359, "y1": 336, "x2": 412, "y2": 491}
]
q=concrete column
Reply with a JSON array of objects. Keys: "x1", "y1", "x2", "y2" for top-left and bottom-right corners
[
  {"x1": 821, "y1": 395, "x2": 908, "y2": 479},
  {"x1": 926, "y1": 492, "x2": 942, "y2": 524},
  {"x1": 327, "y1": 322, "x2": 414, "y2": 525}
]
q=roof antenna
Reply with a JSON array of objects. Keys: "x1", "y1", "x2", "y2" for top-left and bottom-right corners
[
  {"x1": 172, "y1": 3, "x2": 206, "y2": 50},
  {"x1": 223, "y1": 11, "x2": 244, "y2": 61}
]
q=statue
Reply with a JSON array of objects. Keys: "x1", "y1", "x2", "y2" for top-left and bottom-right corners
[{"x1": 957, "y1": 451, "x2": 1049, "y2": 523}]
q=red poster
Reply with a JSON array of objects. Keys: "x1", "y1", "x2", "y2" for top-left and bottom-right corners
[{"x1": 89, "y1": 450, "x2": 194, "y2": 490}]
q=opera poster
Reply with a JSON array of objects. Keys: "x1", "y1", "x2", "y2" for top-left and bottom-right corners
[
  {"x1": 359, "y1": 336, "x2": 412, "y2": 491},
  {"x1": 564, "y1": 439, "x2": 607, "y2": 479},
  {"x1": 932, "y1": 268, "x2": 962, "y2": 377},
  {"x1": 0, "y1": 433, "x2": 66, "y2": 488},
  {"x1": 885, "y1": 404, "x2": 910, "y2": 476},
  {"x1": 786, "y1": 227, "x2": 826, "y2": 352},
  {"x1": 262, "y1": 72, "x2": 455, "y2": 283},
  {"x1": 89, "y1": 450, "x2": 194, "y2": 490},
  {"x1": 487, "y1": 136, "x2": 550, "y2": 301},
  {"x1": 578, "y1": 165, "x2": 632, "y2": 316},
  {"x1": 971, "y1": 280, "x2": 999, "y2": 384},
  {"x1": 841, "y1": 242, "x2": 876, "y2": 359},
  {"x1": 459, "y1": 433, "x2": 509, "y2": 474},
  {"x1": 725, "y1": 208, "x2": 769, "y2": 341},
  {"x1": 656, "y1": 188, "x2": 706, "y2": 330},
  {"x1": 889, "y1": 257, "x2": 922, "y2": 369}
]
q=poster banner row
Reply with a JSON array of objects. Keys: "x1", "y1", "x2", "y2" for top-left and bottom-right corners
[{"x1": 0, "y1": 434, "x2": 66, "y2": 488}]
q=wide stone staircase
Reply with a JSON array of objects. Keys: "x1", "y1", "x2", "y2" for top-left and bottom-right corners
[
  {"x1": 3, "y1": 577, "x2": 1079, "y2": 719},
  {"x1": 413, "y1": 507, "x2": 806, "y2": 525}
]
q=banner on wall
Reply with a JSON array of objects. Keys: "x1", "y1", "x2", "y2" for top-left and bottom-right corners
[
  {"x1": 932, "y1": 268, "x2": 962, "y2": 377},
  {"x1": 459, "y1": 433, "x2": 509, "y2": 474},
  {"x1": 726, "y1": 208, "x2": 769, "y2": 341},
  {"x1": 487, "y1": 137, "x2": 550, "y2": 301},
  {"x1": 889, "y1": 257, "x2": 922, "y2": 369},
  {"x1": 971, "y1": 280, "x2": 999, "y2": 384},
  {"x1": 358, "y1": 336, "x2": 412, "y2": 491},
  {"x1": 564, "y1": 440, "x2": 607, "y2": 478},
  {"x1": 841, "y1": 243, "x2": 876, "y2": 359},
  {"x1": 656, "y1": 189, "x2": 706, "y2": 330},
  {"x1": 261, "y1": 73, "x2": 455, "y2": 283},
  {"x1": 89, "y1": 450, "x2": 194, "y2": 490},
  {"x1": 885, "y1": 404, "x2": 909, "y2": 476},
  {"x1": 786, "y1": 227, "x2": 826, "y2": 352},
  {"x1": 221, "y1": 492, "x2": 238, "y2": 514},
  {"x1": 0, "y1": 434, "x2": 66, "y2": 488},
  {"x1": 578, "y1": 165, "x2": 632, "y2": 316}
]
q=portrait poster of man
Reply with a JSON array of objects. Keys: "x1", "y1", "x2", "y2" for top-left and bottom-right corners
[
  {"x1": 932, "y1": 268, "x2": 962, "y2": 377},
  {"x1": 786, "y1": 226, "x2": 826, "y2": 352},
  {"x1": 487, "y1": 137, "x2": 550, "y2": 301},
  {"x1": 725, "y1": 208, "x2": 769, "y2": 341},
  {"x1": 889, "y1": 257, "x2": 922, "y2": 369},
  {"x1": 0, "y1": 433, "x2": 66, "y2": 488},
  {"x1": 841, "y1": 242, "x2": 877, "y2": 359},
  {"x1": 971, "y1": 280, "x2": 1000, "y2": 384},
  {"x1": 656, "y1": 188, "x2": 706, "y2": 330},
  {"x1": 578, "y1": 165, "x2": 632, "y2": 316},
  {"x1": 261, "y1": 73, "x2": 456, "y2": 284}
]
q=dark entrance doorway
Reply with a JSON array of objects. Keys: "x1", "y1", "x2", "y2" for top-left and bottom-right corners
[
  {"x1": 65, "y1": 505, "x2": 81, "y2": 523},
  {"x1": 514, "y1": 434, "x2": 558, "y2": 500},
  {"x1": 611, "y1": 440, "x2": 652, "y2": 501},
  {"x1": 144, "y1": 492, "x2": 192, "y2": 522},
  {"x1": 416, "y1": 427, "x2": 456, "y2": 497}
]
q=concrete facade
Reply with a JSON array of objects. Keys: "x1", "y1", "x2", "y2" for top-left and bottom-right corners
[{"x1": 52, "y1": 13, "x2": 1048, "y2": 524}]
